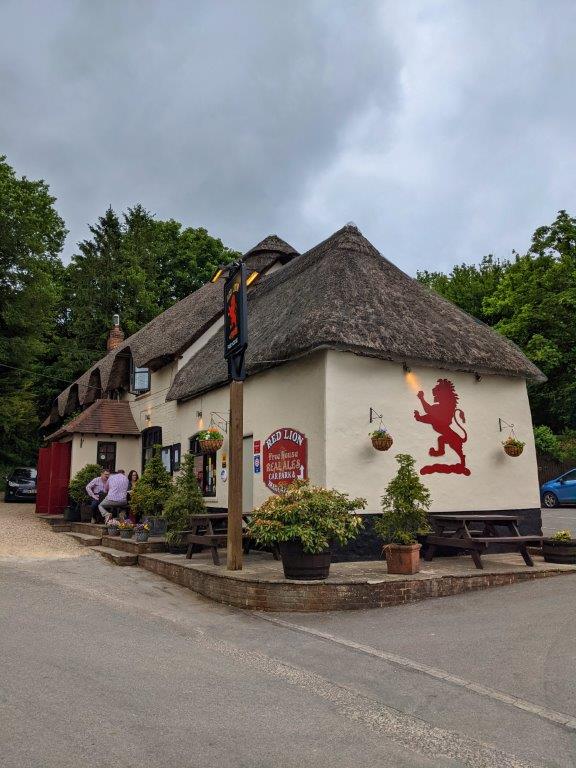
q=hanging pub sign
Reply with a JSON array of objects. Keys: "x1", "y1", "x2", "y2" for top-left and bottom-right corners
[
  {"x1": 262, "y1": 427, "x2": 307, "y2": 495},
  {"x1": 224, "y1": 261, "x2": 248, "y2": 380}
]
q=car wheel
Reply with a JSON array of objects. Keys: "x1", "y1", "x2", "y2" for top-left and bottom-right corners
[{"x1": 542, "y1": 492, "x2": 559, "y2": 508}]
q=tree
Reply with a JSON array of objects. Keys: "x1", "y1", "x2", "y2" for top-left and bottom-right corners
[
  {"x1": 375, "y1": 454, "x2": 432, "y2": 545},
  {"x1": 0, "y1": 155, "x2": 67, "y2": 470},
  {"x1": 162, "y1": 452, "x2": 206, "y2": 544},
  {"x1": 129, "y1": 446, "x2": 173, "y2": 519}
]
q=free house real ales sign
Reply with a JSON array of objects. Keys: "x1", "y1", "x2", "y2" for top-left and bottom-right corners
[{"x1": 262, "y1": 427, "x2": 308, "y2": 494}]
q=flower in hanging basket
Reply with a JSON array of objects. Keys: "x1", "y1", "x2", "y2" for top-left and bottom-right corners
[
  {"x1": 370, "y1": 428, "x2": 393, "y2": 451},
  {"x1": 197, "y1": 427, "x2": 224, "y2": 453},
  {"x1": 502, "y1": 436, "x2": 525, "y2": 457}
]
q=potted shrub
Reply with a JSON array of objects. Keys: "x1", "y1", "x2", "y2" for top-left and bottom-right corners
[
  {"x1": 106, "y1": 519, "x2": 120, "y2": 536},
  {"x1": 370, "y1": 428, "x2": 393, "y2": 451},
  {"x1": 247, "y1": 480, "x2": 366, "y2": 580},
  {"x1": 375, "y1": 453, "x2": 432, "y2": 575},
  {"x1": 197, "y1": 428, "x2": 224, "y2": 454},
  {"x1": 134, "y1": 522, "x2": 150, "y2": 543},
  {"x1": 130, "y1": 445, "x2": 173, "y2": 535},
  {"x1": 503, "y1": 436, "x2": 525, "y2": 457},
  {"x1": 542, "y1": 530, "x2": 576, "y2": 564},
  {"x1": 118, "y1": 520, "x2": 134, "y2": 539},
  {"x1": 162, "y1": 453, "x2": 206, "y2": 554},
  {"x1": 68, "y1": 463, "x2": 104, "y2": 522}
]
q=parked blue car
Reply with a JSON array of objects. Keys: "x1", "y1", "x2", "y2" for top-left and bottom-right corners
[{"x1": 541, "y1": 469, "x2": 576, "y2": 508}]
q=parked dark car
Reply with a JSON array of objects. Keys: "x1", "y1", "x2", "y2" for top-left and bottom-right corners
[
  {"x1": 4, "y1": 467, "x2": 37, "y2": 502},
  {"x1": 541, "y1": 468, "x2": 576, "y2": 508}
]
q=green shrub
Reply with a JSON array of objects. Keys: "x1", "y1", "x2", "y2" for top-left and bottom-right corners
[
  {"x1": 162, "y1": 453, "x2": 206, "y2": 544},
  {"x1": 533, "y1": 425, "x2": 559, "y2": 456},
  {"x1": 130, "y1": 445, "x2": 172, "y2": 519},
  {"x1": 375, "y1": 453, "x2": 432, "y2": 545},
  {"x1": 247, "y1": 480, "x2": 366, "y2": 554},
  {"x1": 69, "y1": 464, "x2": 103, "y2": 503}
]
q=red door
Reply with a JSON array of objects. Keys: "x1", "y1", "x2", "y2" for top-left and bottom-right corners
[{"x1": 35, "y1": 442, "x2": 72, "y2": 515}]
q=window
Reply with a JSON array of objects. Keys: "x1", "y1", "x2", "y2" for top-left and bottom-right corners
[
  {"x1": 189, "y1": 435, "x2": 216, "y2": 497},
  {"x1": 130, "y1": 358, "x2": 150, "y2": 395},
  {"x1": 141, "y1": 426, "x2": 162, "y2": 471},
  {"x1": 172, "y1": 443, "x2": 181, "y2": 472},
  {"x1": 161, "y1": 446, "x2": 172, "y2": 473},
  {"x1": 97, "y1": 441, "x2": 117, "y2": 472},
  {"x1": 562, "y1": 470, "x2": 576, "y2": 482}
]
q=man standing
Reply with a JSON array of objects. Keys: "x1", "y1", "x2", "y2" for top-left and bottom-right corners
[
  {"x1": 98, "y1": 469, "x2": 129, "y2": 523},
  {"x1": 86, "y1": 469, "x2": 110, "y2": 523}
]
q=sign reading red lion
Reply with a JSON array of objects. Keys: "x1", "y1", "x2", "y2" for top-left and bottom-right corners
[
  {"x1": 263, "y1": 428, "x2": 307, "y2": 495},
  {"x1": 413, "y1": 379, "x2": 470, "y2": 476}
]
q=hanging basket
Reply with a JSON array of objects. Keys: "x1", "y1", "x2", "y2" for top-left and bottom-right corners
[
  {"x1": 371, "y1": 433, "x2": 393, "y2": 451},
  {"x1": 503, "y1": 440, "x2": 524, "y2": 457},
  {"x1": 198, "y1": 438, "x2": 223, "y2": 454}
]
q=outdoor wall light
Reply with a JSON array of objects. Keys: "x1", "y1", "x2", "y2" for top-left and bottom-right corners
[
  {"x1": 403, "y1": 363, "x2": 411, "y2": 373},
  {"x1": 474, "y1": 373, "x2": 482, "y2": 382},
  {"x1": 196, "y1": 410, "x2": 203, "y2": 418}
]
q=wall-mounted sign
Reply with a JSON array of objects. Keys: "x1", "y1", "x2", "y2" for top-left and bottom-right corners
[
  {"x1": 413, "y1": 378, "x2": 470, "y2": 476},
  {"x1": 253, "y1": 454, "x2": 261, "y2": 474},
  {"x1": 263, "y1": 428, "x2": 307, "y2": 495},
  {"x1": 253, "y1": 440, "x2": 261, "y2": 454},
  {"x1": 220, "y1": 468, "x2": 228, "y2": 483}
]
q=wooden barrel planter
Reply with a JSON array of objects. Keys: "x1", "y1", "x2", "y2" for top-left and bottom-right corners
[
  {"x1": 371, "y1": 433, "x2": 393, "y2": 451},
  {"x1": 199, "y1": 438, "x2": 223, "y2": 454},
  {"x1": 279, "y1": 541, "x2": 331, "y2": 580},
  {"x1": 542, "y1": 538, "x2": 576, "y2": 564},
  {"x1": 503, "y1": 440, "x2": 524, "y2": 457}
]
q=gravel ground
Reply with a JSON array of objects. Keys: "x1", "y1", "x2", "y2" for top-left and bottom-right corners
[{"x1": 0, "y1": 503, "x2": 89, "y2": 562}]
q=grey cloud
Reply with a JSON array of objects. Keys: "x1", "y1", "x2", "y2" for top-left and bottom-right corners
[{"x1": 1, "y1": 0, "x2": 575, "y2": 274}]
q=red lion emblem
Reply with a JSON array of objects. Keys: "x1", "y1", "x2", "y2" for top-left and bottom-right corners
[
  {"x1": 227, "y1": 293, "x2": 238, "y2": 339},
  {"x1": 413, "y1": 378, "x2": 470, "y2": 476}
]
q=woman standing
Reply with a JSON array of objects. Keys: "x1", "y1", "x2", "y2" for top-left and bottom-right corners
[{"x1": 127, "y1": 470, "x2": 139, "y2": 521}]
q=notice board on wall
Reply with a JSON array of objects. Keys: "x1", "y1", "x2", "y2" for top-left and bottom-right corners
[{"x1": 262, "y1": 428, "x2": 307, "y2": 495}]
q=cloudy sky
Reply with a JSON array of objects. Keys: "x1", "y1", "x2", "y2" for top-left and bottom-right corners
[{"x1": 2, "y1": 0, "x2": 575, "y2": 273}]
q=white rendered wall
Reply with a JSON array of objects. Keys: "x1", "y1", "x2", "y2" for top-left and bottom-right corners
[
  {"x1": 324, "y1": 351, "x2": 541, "y2": 513},
  {"x1": 69, "y1": 434, "x2": 141, "y2": 477}
]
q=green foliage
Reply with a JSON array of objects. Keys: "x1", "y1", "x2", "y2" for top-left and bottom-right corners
[
  {"x1": 375, "y1": 454, "x2": 432, "y2": 545},
  {"x1": 247, "y1": 480, "x2": 366, "y2": 554},
  {"x1": 69, "y1": 464, "x2": 103, "y2": 503},
  {"x1": 503, "y1": 436, "x2": 525, "y2": 449},
  {"x1": 162, "y1": 453, "x2": 206, "y2": 544},
  {"x1": 197, "y1": 427, "x2": 224, "y2": 441},
  {"x1": 0, "y1": 155, "x2": 67, "y2": 467},
  {"x1": 550, "y1": 530, "x2": 573, "y2": 542},
  {"x1": 533, "y1": 425, "x2": 559, "y2": 455},
  {"x1": 370, "y1": 428, "x2": 389, "y2": 438},
  {"x1": 129, "y1": 446, "x2": 173, "y2": 519}
]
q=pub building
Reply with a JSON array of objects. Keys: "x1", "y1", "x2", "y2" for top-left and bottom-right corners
[{"x1": 38, "y1": 225, "x2": 544, "y2": 554}]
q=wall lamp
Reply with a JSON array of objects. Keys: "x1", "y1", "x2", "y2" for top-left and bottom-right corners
[
  {"x1": 474, "y1": 373, "x2": 482, "y2": 382},
  {"x1": 403, "y1": 363, "x2": 411, "y2": 373}
]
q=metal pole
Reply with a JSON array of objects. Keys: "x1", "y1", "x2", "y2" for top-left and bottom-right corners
[{"x1": 227, "y1": 379, "x2": 243, "y2": 570}]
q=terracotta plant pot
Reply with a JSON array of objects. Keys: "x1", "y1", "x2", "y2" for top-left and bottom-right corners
[
  {"x1": 199, "y1": 438, "x2": 223, "y2": 454},
  {"x1": 503, "y1": 441, "x2": 524, "y2": 457},
  {"x1": 384, "y1": 543, "x2": 421, "y2": 574},
  {"x1": 279, "y1": 541, "x2": 331, "y2": 580},
  {"x1": 542, "y1": 538, "x2": 576, "y2": 564},
  {"x1": 371, "y1": 434, "x2": 393, "y2": 451}
]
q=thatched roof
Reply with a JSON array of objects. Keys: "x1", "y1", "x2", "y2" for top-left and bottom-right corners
[
  {"x1": 167, "y1": 224, "x2": 545, "y2": 402},
  {"x1": 46, "y1": 399, "x2": 139, "y2": 441},
  {"x1": 43, "y1": 235, "x2": 299, "y2": 424}
]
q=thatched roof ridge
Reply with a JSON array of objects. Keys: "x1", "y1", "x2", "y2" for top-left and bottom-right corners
[
  {"x1": 244, "y1": 234, "x2": 299, "y2": 262},
  {"x1": 167, "y1": 224, "x2": 544, "y2": 402}
]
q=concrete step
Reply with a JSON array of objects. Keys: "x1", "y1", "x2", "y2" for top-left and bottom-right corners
[
  {"x1": 101, "y1": 534, "x2": 166, "y2": 555},
  {"x1": 37, "y1": 514, "x2": 65, "y2": 525},
  {"x1": 52, "y1": 523, "x2": 72, "y2": 532},
  {"x1": 63, "y1": 531, "x2": 102, "y2": 547},
  {"x1": 71, "y1": 522, "x2": 107, "y2": 537},
  {"x1": 90, "y1": 546, "x2": 137, "y2": 566}
]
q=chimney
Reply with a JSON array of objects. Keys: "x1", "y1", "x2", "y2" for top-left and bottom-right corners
[{"x1": 107, "y1": 313, "x2": 125, "y2": 351}]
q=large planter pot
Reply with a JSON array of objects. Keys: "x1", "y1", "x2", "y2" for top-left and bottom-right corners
[
  {"x1": 144, "y1": 516, "x2": 167, "y2": 537},
  {"x1": 79, "y1": 502, "x2": 92, "y2": 522},
  {"x1": 107, "y1": 526, "x2": 120, "y2": 536},
  {"x1": 167, "y1": 541, "x2": 188, "y2": 555},
  {"x1": 120, "y1": 529, "x2": 134, "y2": 539},
  {"x1": 134, "y1": 531, "x2": 149, "y2": 543},
  {"x1": 542, "y1": 538, "x2": 576, "y2": 564},
  {"x1": 278, "y1": 541, "x2": 331, "y2": 580},
  {"x1": 198, "y1": 438, "x2": 223, "y2": 454},
  {"x1": 503, "y1": 441, "x2": 524, "y2": 457},
  {"x1": 384, "y1": 543, "x2": 422, "y2": 575},
  {"x1": 64, "y1": 502, "x2": 81, "y2": 522},
  {"x1": 371, "y1": 434, "x2": 393, "y2": 451}
]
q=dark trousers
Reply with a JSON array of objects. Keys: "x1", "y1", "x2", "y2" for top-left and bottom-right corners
[{"x1": 90, "y1": 495, "x2": 105, "y2": 524}]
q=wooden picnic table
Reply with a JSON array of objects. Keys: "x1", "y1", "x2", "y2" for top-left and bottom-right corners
[
  {"x1": 423, "y1": 513, "x2": 542, "y2": 570},
  {"x1": 182, "y1": 512, "x2": 279, "y2": 566}
]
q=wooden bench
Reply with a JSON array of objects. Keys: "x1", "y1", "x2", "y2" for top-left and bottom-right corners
[
  {"x1": 424, "y1": 514, "x2": 542, "y2": 570},
  {"x1": 182, "y1": 513, "x2": 282, "y2": 566}
]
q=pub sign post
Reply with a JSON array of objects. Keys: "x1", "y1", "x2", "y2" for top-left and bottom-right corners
[{"x1": 223, "y1": 261, "x2": 247, "y2": 570}]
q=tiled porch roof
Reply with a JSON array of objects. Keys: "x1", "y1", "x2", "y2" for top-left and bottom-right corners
[{"x1": 46, "y1": 399, "x2": 140, "y2": 441}]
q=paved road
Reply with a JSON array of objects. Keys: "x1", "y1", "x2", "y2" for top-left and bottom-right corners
[
  {"x1": 541, "y1": 506, "x2": 576, "y2": 535},
  {"x1": 1, "y1": 504, "x2": 576, "y2": 768}
]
